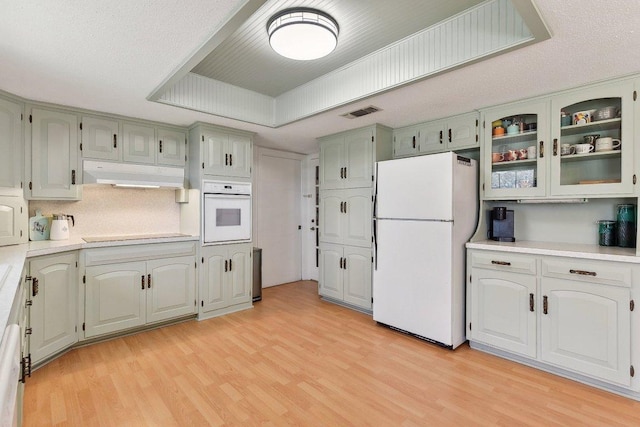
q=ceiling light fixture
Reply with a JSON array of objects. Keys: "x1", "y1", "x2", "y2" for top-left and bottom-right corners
[{"x1": 267, "y1": 8, "x2": 339, "y2": 61}]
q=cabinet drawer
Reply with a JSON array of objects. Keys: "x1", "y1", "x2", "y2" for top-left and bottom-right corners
[
  {"x1": 85, "y1": 242, "x2": 196, "y2": 266},
  {"x1": 470, "y1": 251, "x2": 536, "y2": 275},
  {"x1": 541, "y1": 257, "x2": 632, "y2": 288}
]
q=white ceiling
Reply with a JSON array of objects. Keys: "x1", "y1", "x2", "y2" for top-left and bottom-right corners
[{"x1": 1, "y1": 0, "x2": 640, "y2": 155}]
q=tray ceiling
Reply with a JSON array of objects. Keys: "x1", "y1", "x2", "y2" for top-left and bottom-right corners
[{"x1": 191, "y1": 0, "x2": 484, "y2": 97}]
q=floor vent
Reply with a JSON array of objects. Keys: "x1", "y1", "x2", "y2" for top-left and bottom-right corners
[{"x1": 341, "y1": 106, "x2": 381, "y2": 119}]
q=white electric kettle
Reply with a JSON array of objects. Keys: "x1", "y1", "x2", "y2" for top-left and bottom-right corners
[{"x1": 50, "y1": 214, "x2": 74, "y2": 240}]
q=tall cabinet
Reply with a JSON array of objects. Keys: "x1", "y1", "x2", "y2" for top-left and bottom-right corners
[{"x1": 318, "y1": 124, "x2": 392, "y2": 312}]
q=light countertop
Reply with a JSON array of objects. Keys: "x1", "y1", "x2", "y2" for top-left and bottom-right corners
[
  {"x1": 467, "y1": 240, "x2": 640, "y2": 263},
  {"x1": 0, "y1": 235, "x2": 199, "y2": 342}
]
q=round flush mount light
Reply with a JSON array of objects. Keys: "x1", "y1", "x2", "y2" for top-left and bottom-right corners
[{"x1": 267, "y1": 8, "x2": 339, "y2": 61}]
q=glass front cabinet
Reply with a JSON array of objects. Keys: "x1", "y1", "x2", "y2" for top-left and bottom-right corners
[
  {"x1": 550, "y1": 80, "x2": 634, "y2": 196},
  {"x1": 483, "y1": 100, "x2": 549, "y2": 199},
  {"x1": 483, "y1": 80, "x2": 635, "y2": 200}
]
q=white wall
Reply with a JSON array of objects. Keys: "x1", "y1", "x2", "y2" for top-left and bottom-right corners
[{"x1": 29, "y1": 185, "x2": 181, "y2": 238}]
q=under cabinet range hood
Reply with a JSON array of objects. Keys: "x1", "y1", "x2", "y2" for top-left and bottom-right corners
[{"x1": 83, "y1": 160, "x2": 184, "y2": 189}]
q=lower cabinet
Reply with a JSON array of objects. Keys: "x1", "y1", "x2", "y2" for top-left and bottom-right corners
[
  {"x1": 468, "y1": 249, "x2": 636, "y2": 389},
  {"x1": 200, "y1": 243, "x2": 252, "y2": 316},
  {"x1": 319, "y1": 243, "x2": 372, "y2": 310},
  {"x1": 28, "y1": 252, "x2": 78, "y2": 365},
  {"x1": 83, "y1": 242, "x2": 197, "y2": 338}
]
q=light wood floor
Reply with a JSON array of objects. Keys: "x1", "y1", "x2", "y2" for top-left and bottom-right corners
[{"x1": 24, "y1": 280, "x2": 640, "y2": 426}]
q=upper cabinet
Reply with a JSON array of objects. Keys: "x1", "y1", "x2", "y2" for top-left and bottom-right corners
[
  {"x1": 188, "y1": 124, "x2": 253, "y2": 183},
  {"x1": 319, "y1": 124, "x2": 392, "y2": 190},
  {"x1": 157, "y1": 127, "x2": 187, "y2": 167},
  {"x1": 27, "y1": 107, "x2": 80, "y2": 200},
  {"x1": 0, "y1": 97, "x2": 23, "y2": 193},
  {"x1": 393, "y1": 112, "x2": 479, "y2": 158},
  {"x1": 0, "y1": 195, "x2": 27, "y2": 246},
  {"x1": 80, "y1": 116, "x2": 119, "y2": 161},
  {"x1": 482, "y1": 79, "x2": 636, "y2": 200},
  {"x1": 122, "y1": 122, "x2": 156, "y2": 165}
]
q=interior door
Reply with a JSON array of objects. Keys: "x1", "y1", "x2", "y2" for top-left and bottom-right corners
[{"x1": 303, "y1": 157, "x2": 319, "y2": 281}]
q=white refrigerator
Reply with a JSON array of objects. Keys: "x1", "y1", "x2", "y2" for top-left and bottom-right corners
[{"x1": 373, "y1": 152, "x2": 478, "y2": 349}]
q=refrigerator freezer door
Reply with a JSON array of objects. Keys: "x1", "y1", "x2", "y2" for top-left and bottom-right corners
[
  {"x1": 376, "y1": 153, "x2": 453, "y2": 221},
  {"x1": 373, "y1": 219, "x2": 453, "y2": 345}
]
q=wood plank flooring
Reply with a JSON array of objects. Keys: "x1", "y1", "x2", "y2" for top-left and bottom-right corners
[{"x1": 24, "y1": 280, "x2": 640, "y2": 426}]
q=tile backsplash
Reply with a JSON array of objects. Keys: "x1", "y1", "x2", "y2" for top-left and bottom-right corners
[{"x1": 29, "y1": 185, "x2": 181, "y2": 238}]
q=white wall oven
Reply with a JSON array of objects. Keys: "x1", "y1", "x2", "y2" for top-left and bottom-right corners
[{"x1": 202, "y1": 180, "x2": 251, "y2": 245}]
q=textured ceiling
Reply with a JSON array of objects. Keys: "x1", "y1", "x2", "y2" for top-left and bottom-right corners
[
  {"x1": 1, "y1": 1, "x2": 640, "y2": 155},
  {"x1": 191, "y1": 0, "x2": 483, "y2": 97}
]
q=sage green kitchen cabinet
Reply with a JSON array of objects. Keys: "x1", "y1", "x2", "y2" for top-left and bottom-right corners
[
  {"x1": 417, "y1": 112, "x2": 479, "y2": 154},
  {"x1": 28, "y1": 252, "x2": 78, "y2": 365},
  {"x1": 200, "y1": 243, "x2": 252, "y2": 316},
  {"x1": 392, "y1": 126, "x2": 418, "y2": 158},
  {"x1": 27, "y1": 107, "x2": 80, "y2": 200},
  {"x1": 319, "y1": 188, "x2": 372, "y2": 248},
  {"x1": 83, "y1": 242, "x2": 197, "y2": 338},
  {"x1": 549, "y1": 79, "x2": 635, "y2": 197},
  {"x1": 0, "y1": 195, "x2": 27, "y2": 246},
  {"x1": 156, "y1": 127, "x2": 187, "y2": 167},
  {"x1": 80, "y1": 115, "x2": 119, "y2": 161},
  {"x1": 469, "y1": 251, "x2": 537, "y2": 358},
  {"x1": 122, "y1": 122, "x2": 156, "y2": 165},
  {"x1": 319, "y1": 243, "x2": 372, "y2": 310},
  {"x1": 188, "y1": 124, "x2": 253, "y2": 181},
  {"x1": 0, "y1": 96, "x2": 23, "y2": 192}
]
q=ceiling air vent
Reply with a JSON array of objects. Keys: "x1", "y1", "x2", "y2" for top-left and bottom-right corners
[{"x1": 341, "y1": 106, "x2": 382, "y2": 119}]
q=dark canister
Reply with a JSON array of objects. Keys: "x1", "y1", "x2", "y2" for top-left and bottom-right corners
[
  {"x1": 597, "y1": 220, "x2": 616, "y2": 246},
  {"x1": 616, "y1": 204, "x2": 637, "y2": 248}
]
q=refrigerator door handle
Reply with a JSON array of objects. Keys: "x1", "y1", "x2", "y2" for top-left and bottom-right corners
[{"x1": 373, "y1": 218, "x2": 378, "y2": 270}]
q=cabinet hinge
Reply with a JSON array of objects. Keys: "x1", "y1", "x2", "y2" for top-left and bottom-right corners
[
  {"x1": 371, "y1": 297, "x2": 373, "y2": 303},
  {"x1": 29, "y1": 115, "x2": 32, "y2": 123},
  {"x1": 195, "y1": 262, "x2": 197, "y2": 269},
  {"x1": 195, "y1": 300, "x2": 197, "y2": 307},
  {"x1": 82, "y1": 275, "x2": 86, "y2": 284},
  {"x1": 201, "y1": 257, "x2": 204, "y2": 264},
  {"x1": 482, "y1": 120, "x2": 485, "y2": 129},
  {"x1": 482, "y1": 183, "x2": 485, "y2": 191},
  {"x1": 631, "y1": 300, "x2": 635, "y2": 311},
  {"x1": 475, "y1": 134, "x2": 478, "y2": 142},
  {"x1": 20, "y1": 207, "x2": 22, "y2": 214},
  {"x1": 21, "y1": 113, "x2": 23, "y2": 121},
  {"x1": 371, "y1": 175, "x2": 374, "y2": 182},
  {"x1": 469, "y1": 275, "x2": 472, "y2": 283},
  {"x1": 475, "y1": 119, "x2": 479, "y2": 127},
  {"x1": 29, "y1": 182, "x2": 32, "y2": 190},
  {"x1": 79, "y1": 142, "x2": 83, "y2": 151},
  {"x1": 634, "y1": 90, "x2": 637, "y2": 101},
  {"x1": 202, "y1": 162, "x2": 205, "y2": 169},
  {"x1": 75, "y1": 325, "x2": 77, "y2": 333},
  {"x1": 371, "y1": 136, "x2": 374, "y2": 142},
  {"x1": 469, "y1": 322, "x2": 472, "y2": 331},
  {"x1": 82, "y1": 323, "x2": 85, "y2": 331},
  {"x1": 201, "y1": 135, "x2": 204, "y2": 142},
  {"x1": 634, "y1": 174, "x2": 637, "y2": 185},
  {"x1": 185, "y1": 155, "x2": 187, "y2": 161},
  {"x1": 79, "y1": 122, "x2": 83, "y2": 130},
  {"x1": 201, "y1": 301, "x2": 204, "y2": 307},
  {"x1": 20, "y1": 230, "x2": 22, "y2": 237},
  {"x1": 75, "y1": 261, "x2": 78, "y2": 268},
  {"x1": 632, "y1": 365, "x2": 635, "y2": 377},
  {"x1": 20, "y1": 182, "x2": 22, "y2": 189}
]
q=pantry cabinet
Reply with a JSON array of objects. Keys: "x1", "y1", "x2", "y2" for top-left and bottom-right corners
[
  {"x1": 28, "y1": 252, "x2": 78, "y2": 365},
  {"x1": 200, "y1": 243, "x2": 252, "y2": 315},
  {"x1": 0, "y1": 96, "x2": 23, "y2": 192},
  {"x1": 319, "y1": 243, "x2": 372, "y2": 310},
  {"x1": 83, "y1": 242, "x2": 197, "y2": 338},
  {"x1": 27, "y1": 107, "x2": 80, "y2": 200},
  {"x1": 468, "y1": 248, "x2": 637, "y2": 389},
  {"x1": 319, "y1": 188, "x2": 372, "y2": 248}
]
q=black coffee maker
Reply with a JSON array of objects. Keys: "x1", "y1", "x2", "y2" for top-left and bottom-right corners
[{"x1": 489, "y1": 207, "x2": 515, "y2": 242}]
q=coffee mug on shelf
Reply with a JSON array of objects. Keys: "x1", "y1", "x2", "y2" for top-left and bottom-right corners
[
  {"x1": 574, "y1": 143, "x2": 594, "y2": 154},
  {"x1": 504, "y1": 150, "x2": 518, "y2": 161},
  {"x1": 560, "y1": 143, "x2": 575, "y2": 156},
  {"x1": 595, "y1": 137, "x2": 621, "y2": 152},
  {"x1": 492, "y1": 152, "x2": 504, "y2": 163},
  {"x1": 517, "y1": 148, "x2": 528, "y2": 160},
  {"x1": 527, "y1": 145, "x2": 537, "y2": 159}
]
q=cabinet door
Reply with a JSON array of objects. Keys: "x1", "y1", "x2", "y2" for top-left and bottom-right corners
[
  {"x1": 447, "y1": 113, "x2": 478, "y2": 150},
  {"x1": 0, "y1": 97, "x2": 23, "y2": 190},
  {"x1": 344, "y1": 128, "x2": 373, "y2": 188},
  {"x1": 0, "y1": 196, "x2": 26, "y2": 246},
  {"x1": 319, "y1": 190, "x2": 343, "y2": 245},
  {"x1": 483, "y1": 100, "x2": 549, "y2": 199},
  {"x1": 202, "y1": 131, "x2": 227, "y2": 176},
  {"x1": 84, "y1": 261, "x2": 146, "y2": 338},
  {"x1": 228, "y1": 245, "x2": 251, "y2": 306},
  {"x1": 550, "y1": 80, "x2": 634, "y2": 196},
  {"x1": 541, "y1": 277, "x2": 631, "y2": 387},
  {"x1": 30, "y1": 108, "x2": 79, "y2": 199},
  {"x1": 417, "y1": 121, "x2": 445, "y2": 154},
  {"x1": 319, "y1": 137, "x2": 344, "y2": 189},
  {"x1": 81, "y1": 116, "x2": 119, "y2": 161},
  {"x1": 146, "y1": 256, "x2": 196, "y2": 323},
  {"x1": 29, "y1": 252, "x2": 77, "y2": 364},
  {"x1": 122, "y1": 122, "x2": 156, "y2": 164},
  {"x1": 343, "y1": 246, "x2": 372, "y2": 310},
  {"x1": 343, "y1": 188, "x2": 372, "y2": 248},
  {"x1": 393, "y1": 127, "x2": 418, "y2": 158},
  {"x1": 200, "y1": 245, "x2": 227, "y2": 312},
  {"x1": 227, "y1": 134, "x2": 252, "y2": 177},
  {"x1": 470, "y1": 268, "x2": 537, "y2": 358},
  {"x1": 319, "y1": 244, "x2": 343, "y2": 300},
  {"x1": 157, "y1": 127, "x2": 186, "y2": 167}
]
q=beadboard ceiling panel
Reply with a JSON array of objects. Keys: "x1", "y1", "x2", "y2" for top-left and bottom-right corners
[{"x1": 191, "y1": 0, "x2": 484, "y2": 97}]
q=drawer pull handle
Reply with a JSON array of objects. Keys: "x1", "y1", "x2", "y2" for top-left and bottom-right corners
[
  {"x1": 529, "y1": 293, "x2": 534, "y2": 312},
  {"x1": 491, "y1": 260, "x2": 511, "y2": 266},
  {"x1": 569, "y1": 269, "x2": 597, "y2": 277},
  {"x1": 543, "y1": 295, "x2": 548, "y2": 315}
]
